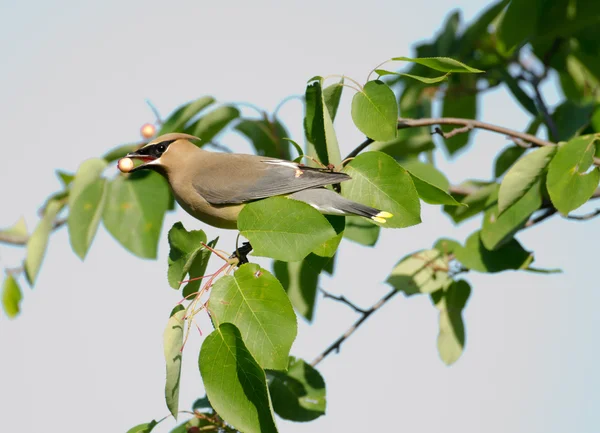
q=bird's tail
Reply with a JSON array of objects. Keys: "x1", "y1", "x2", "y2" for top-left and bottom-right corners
[{"x1": 288, "y1": 189, "x2": 393, "y2": 223}]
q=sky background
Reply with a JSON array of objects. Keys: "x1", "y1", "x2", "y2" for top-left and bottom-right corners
[{"x1": 1, "y1": 1, "x2": 598, "y2": 432}]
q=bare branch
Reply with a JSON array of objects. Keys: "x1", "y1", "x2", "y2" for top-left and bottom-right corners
[
  {"x1": 319, "y1": 288, "x2": 367, "y2": 314},
  {"x1": 531, "y1": 83, "x2": 559, "y2": 141},
  {"x1": 565, "y1": 209, "x2": 600, "y2": 221},
  {"x1": 311, "y1": 287, "x2": 399, "y2": 367},
  {"x1": 345, "y1": 117, "x2": 600, "y2": 166},
  {"x1": 525, "y1": 208, "x2": 557, "y2": 228},
  {"x1": 433, "y1": 125, "x2": 473, "y2": 139}
]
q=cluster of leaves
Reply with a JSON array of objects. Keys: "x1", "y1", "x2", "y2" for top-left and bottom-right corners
[{"x1": 2, "y1": 1, "x2": 600, "y2": 432}]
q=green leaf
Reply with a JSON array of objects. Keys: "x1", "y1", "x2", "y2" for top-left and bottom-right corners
[
  {"x1": 497, "y1": 0, "x2": 542, "y2": 54},
  {"x1": 56, "y1": 170, "x2": 75, "y2": 188},
  {"x1": 454, "y1": 231, "x2": 533, "y2": 273},
  {"x1": 199, "y1": 323, "x2": 278, "y2": 433},
  {"x1": 441, "y1": 81, "x2": 477, "y2": 154},
  {"x1": 494, "y1": 145, "x2": 527, "y2": 178},
  {"x1": 498, "y1": 146, "x2": 556, "y2": 214},
  {"x1": 159, "y1": 96, "x2": 215, "y2": 135},
  {"x1": 103, "y1": 172, "x2": 170, "y2": 259},
  {"x1": 391, "y1": 56, "x2": 484, "y2": 73},
  {"x1": 410, "y1": 176, "x2": 464, "y2": 206},
  {"x1": 375, "y1": 69, "x2": 450, "y2": 84},
  {"x1": 311, "y1": 215, "x2": 344, "y2": 258},
  {"x1": 547, "y1": 135, "x2": 600, "y2": 214},
  {"x1": 399, "y1": 159, "x2": 449, "y2": 190},
  {"x1": 283, "y1": 137, "x2": 304, "y2": 160},
  {"x1": 343, "y1": 216, "x2": 380, "y2": 246},
  {"x1": 182, "y1": 237, "x2": 217, "y2": 299},
  {"x1": 164, "y1": 309, "x2": 185, "y2": 419},
  {"x1": 323, "y1": 79, "x2": 344, "y2": 121},
  {"x1": 387, "y1": 249, "x2": 452, "y2": 296},
  {"x1": 2, "y1": 274, "x2": 22, "y2": 318},
  {"x1": 167, "y1": 222, "x2": 207, "y2": 289},
  {"x1": 444, "y1": 182, "x2": 497, "y2": 223},
  {"x1": 273, "y1": 254, "x2": 331, "y2": 321},
  {"x1": 125, "y1": 421, "x2": 158, "y2": 433},
  {"x1": 434, "y1": 238, "x2": 462, "y2": 255},
  {"x1": 0, "y1": 217, "x2": 28, "y2": 244},
  {"x1": 68, "y1": 178, "x2": 108, "y2": 260},
  {"x1": 208, "y1": 264, "x2": 297, "y2": 370},
  {"x1": 552, "y1": 100, "x2": 595, "y2": 141},
  {"x1": 25, "y1": 200, "x2": 64, "y2": 285},
  {"x1": 68, "y1": 158, "x2": 107, "y2": 207},
  {"x1": 341, "y1": 152, "x2": 421, "y2": 228},
  {"x1": 236, "y1": 118, "x2": 291, "y2": 159},
  {"x1": 268, "y1": 357, "x2": 326, "y2": 422},
  {"x1": 351, "y1": 80, "x2": 398, "y2": 142},
  {"x1": 482, "y1": 181, "x2": 542, "y2": 250},
  {"x1": 400, "y1": 161, "x2": 461, "y2": 206},
  {"x1": 304, "y1": 79, "x2": 342, "y2": 166},
  {"x1": 102, "y1": 144, "x2": 139, "y2": 163},
  {"x1": 238, "y1": 197, "x2": 338, "y2": 262},
  {"x1": 185, "y1": 105, "x2": 240, "y2": 142},
  {"x1": 431, "y1": 280, "x2": 471, "y2": 365}
]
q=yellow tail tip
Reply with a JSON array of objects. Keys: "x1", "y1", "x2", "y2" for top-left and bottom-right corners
[
  {"x1": 376, "y1": 211, "x2": 393, "y2": 219},
  {"x1": 372, "y1": 216, "x2": 387, "y2": 223}
]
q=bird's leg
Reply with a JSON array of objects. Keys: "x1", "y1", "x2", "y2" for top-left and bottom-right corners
[{"x1": 229, "y1": 242, "x2": 253, "y2": 267}]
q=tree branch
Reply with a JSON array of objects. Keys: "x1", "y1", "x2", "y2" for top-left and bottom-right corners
[
  {"x1": 319, "y1": 288, "x2": 367, "y2": 314},
  {"x1": 525, "y1": 208, "x2": 557, "y2": 228},
  {"x1": 311, "y1": 287, "x2": 399, "y2": 366},
  {"x1": 565, "y1": 209, "x2": 600, "y2": 221},
  {"x1": 344, "y1": 117, "x2": 600, "y2": 166}
]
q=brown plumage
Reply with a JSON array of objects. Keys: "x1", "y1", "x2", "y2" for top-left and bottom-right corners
[{"x1": 122, "y1": 133, "x2": 392, "y2": 229}]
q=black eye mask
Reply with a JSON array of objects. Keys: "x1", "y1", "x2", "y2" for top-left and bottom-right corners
[{"x1": 136, "y1": 140, "x2": 175, "y2": 160}]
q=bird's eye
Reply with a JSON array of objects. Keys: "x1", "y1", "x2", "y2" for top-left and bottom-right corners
[{"x1": 157, "y1": 144, "x2": 166, "y2": 153}]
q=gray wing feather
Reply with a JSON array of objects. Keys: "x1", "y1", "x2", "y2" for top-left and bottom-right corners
[{"x1": 194, "y1": 157, "x2": 350, "y2": 205}]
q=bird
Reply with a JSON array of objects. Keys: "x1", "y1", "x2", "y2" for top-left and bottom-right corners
[{"x1": 119, "y1": 133, "x2": 392, "y2": 230}]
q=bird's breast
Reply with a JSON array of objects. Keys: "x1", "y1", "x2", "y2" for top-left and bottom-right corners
[{"x1": 169, "y1": 177, "x2": 242, "y2": 230}]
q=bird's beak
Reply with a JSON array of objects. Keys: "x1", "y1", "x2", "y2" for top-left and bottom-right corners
[{"x1": 124, "y1": 149, "x2": 158, "y2": 173}]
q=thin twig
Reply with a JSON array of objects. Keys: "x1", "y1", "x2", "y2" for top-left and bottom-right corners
[
  {"x1": 311, "y1": 287, "x2": 399, "y2": 366},
  {"x1": 344, "y1": 117, "x2": 600, "y2": 166},
  {"x1": 433, "y1": 125, "x2": 473, "y2": 140},
  {"x1": 565, "y1": 209, "x2": 600, "y2": 221},
  {"x1": 319, "y1": 288, "x2": 367, "y2": 314},
  {"x1": 517, "y1": 58, "x2": 559, "y2": 141},
  {"x1": 531, "y1": 83, "x2": 559, "y2": 141},
  {"x1": 525, "y1": 208, "x2": 557, "y2": 228}
]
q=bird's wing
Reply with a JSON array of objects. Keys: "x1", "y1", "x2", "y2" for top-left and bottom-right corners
[{"x1": 193, "y1": 156, "x2": 351, "y2": 205}]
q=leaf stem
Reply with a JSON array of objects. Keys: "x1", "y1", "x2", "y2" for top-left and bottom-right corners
[
  {"x1": 322, "y1": 74, "x2": 363, "y2": 92},
  {"x1": 366, "y1": 59, "x2": 392, "y2": 82}
]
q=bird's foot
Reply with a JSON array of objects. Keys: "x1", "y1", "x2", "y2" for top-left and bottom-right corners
[{"x1": 228, "y1": 242, "x2": 253, "y2": 267}]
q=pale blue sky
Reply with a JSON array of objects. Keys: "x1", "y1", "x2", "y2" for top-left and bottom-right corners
[{"x1": 1, "y1": 1, "x2": 598, "y2": 432}]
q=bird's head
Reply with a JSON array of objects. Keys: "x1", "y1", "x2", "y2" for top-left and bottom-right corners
[{"x1": 123, "y1": 133, "x2": 200, "y2": 174}]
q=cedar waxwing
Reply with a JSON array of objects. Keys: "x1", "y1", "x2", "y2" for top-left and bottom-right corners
[{"x1": 120, "y1": 133, "x2": 392, "y2": 229}]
